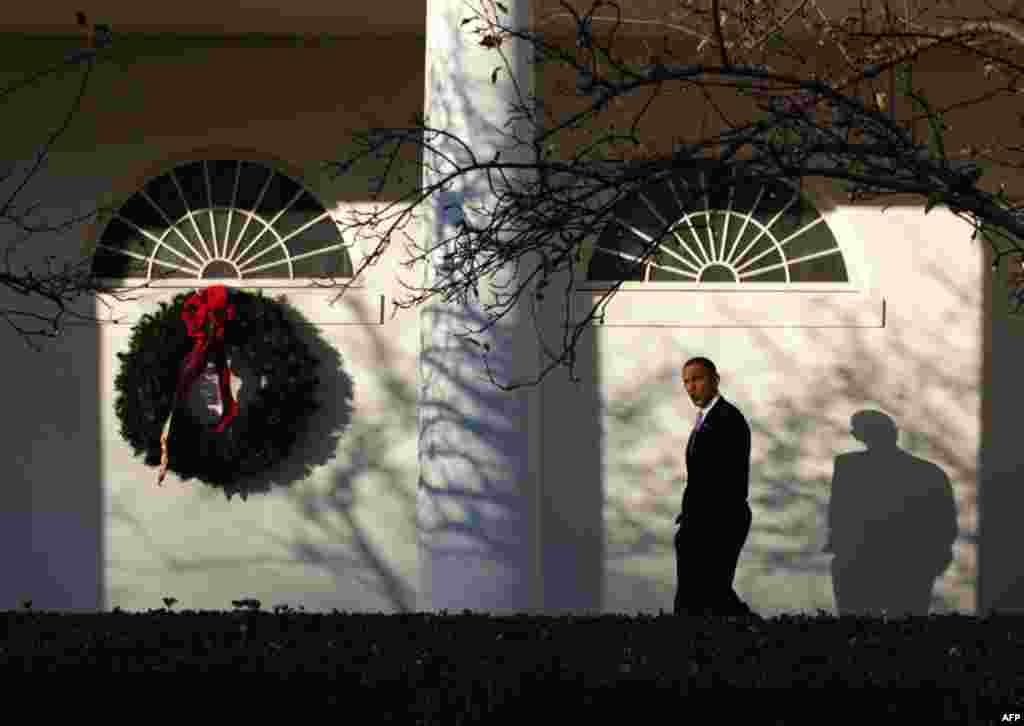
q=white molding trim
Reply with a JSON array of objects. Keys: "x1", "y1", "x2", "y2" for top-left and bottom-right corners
[
  {"x1": 85, "y1": 284, "x2": 385, "y2": 326},
  {"x1": 571, "y1": 288, "x2": 885, "y2": 328}
]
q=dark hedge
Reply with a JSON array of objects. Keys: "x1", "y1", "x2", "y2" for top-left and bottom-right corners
[{"x1": 0, "y1": 609, "x2": 1021, "y2": 722}]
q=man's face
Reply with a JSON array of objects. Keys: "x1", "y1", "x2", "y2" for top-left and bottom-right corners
[{"x1": 682, "y1": 363, "x2": 718, "y2": 408}]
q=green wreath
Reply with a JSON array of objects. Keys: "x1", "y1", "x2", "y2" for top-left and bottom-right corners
[{"x1": 114, "y1": 287, "x2": 320, "y2": 493}]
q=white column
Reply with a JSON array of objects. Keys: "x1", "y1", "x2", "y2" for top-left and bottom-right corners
[{"x1": 418, "y1": 0, "x2": 541, "y2": 614}]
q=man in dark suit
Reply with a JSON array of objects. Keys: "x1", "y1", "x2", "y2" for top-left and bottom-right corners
[{"x1": 674, "y1": 356, "x2": 758, "y2": 618}]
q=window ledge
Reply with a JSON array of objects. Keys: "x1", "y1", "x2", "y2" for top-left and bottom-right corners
[
  {"x1": 571, "y1": 288, "x2": 885, "y2": 328},
  {"x1": 85, "y1": 282, "x2": 384, "y2": 326}
]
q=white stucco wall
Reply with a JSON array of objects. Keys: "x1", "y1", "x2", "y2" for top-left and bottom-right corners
[
  {"x1": 0, "y1": 162, "x2": 426, "y2": 613},
  {"x1": 97, "y1": 283, "x2": 422, "y2": 613},
  {"x1": 536, "y1": 183, "x2": 982, "y2": 617},
  {"x1": 0, "y1": 36, "x2": 431, "y2": 613}
]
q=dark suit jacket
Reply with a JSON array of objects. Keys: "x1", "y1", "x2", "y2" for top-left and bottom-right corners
[{"x1": 679, "y1": 396, "x2": 751, "y2": 527}]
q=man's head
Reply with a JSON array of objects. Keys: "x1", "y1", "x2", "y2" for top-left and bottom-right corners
[
  {"x1": 682, "y1": 356, "x2": 720, "y2": 408},
  {"x1": 850, "y1": 410, "x2": 899, "y2": 449}
]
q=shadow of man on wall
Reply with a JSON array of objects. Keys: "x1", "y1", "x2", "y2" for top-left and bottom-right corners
[{"x1": 824, "y1": 410, "x2": 958, "y2": 616}]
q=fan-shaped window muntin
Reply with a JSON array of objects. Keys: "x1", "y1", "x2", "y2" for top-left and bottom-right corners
[
  {"x1": 92, "y1": 159, "x2": 354, "y2": 280},
  {"x1": 588, "y1": 166, "x2": 848, "y2": 285}
]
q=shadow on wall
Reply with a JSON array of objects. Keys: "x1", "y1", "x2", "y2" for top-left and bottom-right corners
[
  {"x1": 597, "y1": 258, "x2": 977, "y2": 616},
  {"x1": 409, "y1": 238, "x2": 606, "y2": 613},
  {"x1": 413, "y1": 0, "x2": 606, "y2": 614},
  {"x1": 535, "y1": 316, "x2": 604, "y2": 614},
  {"x1": 980, "y1": 240, "x2": 1024, "y2": 614},
  {"x1": 115, "y1": 290, "x2": 420, "y2": 614},
  {"x1": 823, "y1": 410, "x2": 958, "y2": 616},
  {"x1": 260, "y1": 291, "x2": 419, "y2": 612}
]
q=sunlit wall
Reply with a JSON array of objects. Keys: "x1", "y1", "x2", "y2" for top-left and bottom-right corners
[{"x1": 2, "y1": 12, "x2": 1019, "y2": 616}]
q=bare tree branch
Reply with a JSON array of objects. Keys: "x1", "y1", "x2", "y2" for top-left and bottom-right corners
[
  {"x1": 0, "y1": 13, "x2": 120, "y2": 348},
  {"x1": 321, "y1": 1, "x2": 1024, "y2": 390},
  {"x1": 712, "y1": 0, "x2": 731, "y2": 66}
]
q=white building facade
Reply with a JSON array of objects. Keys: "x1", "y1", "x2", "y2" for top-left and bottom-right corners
[{"x1": 0, "y1": 0, "x2": 1017, "y2": 617}]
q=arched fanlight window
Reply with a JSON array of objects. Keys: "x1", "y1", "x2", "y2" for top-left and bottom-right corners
[
  {"x1": 589, "y1": 163, "x2": 848, "y2": 284},
  {"x1": 91, "y1": 159, "x2": 353, "y2": 280}
]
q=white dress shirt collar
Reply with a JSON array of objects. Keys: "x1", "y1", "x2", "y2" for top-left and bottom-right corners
[{"x1": 699, "y1": 394, "x2": 721, "y2": 418}]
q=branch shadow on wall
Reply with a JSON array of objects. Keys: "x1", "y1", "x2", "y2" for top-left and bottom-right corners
[
  {"x1": 595, "y1": 263, "x2": 976, "y2": 617},
  {"x1": 598, "y1": 364, "x2": 967, "y2": 617},
  {"x1": 350, "y1": 6, "x2": 608, "y2": 616},
  {"x1": 257, "y1": 291, "x2": 419, "y2": 612},
  {"x1": 168, "y1": 214, "x2": 987, "y2": 616},
  {"x1": 104, "y1": 248, "x2": 981, "y2": 616},
  {"x1": 416, "y1": 286, "x2": 605, "y2": 615}
]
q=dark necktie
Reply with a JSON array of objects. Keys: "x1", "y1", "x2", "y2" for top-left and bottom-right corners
[{"x1": 688, "y1": 409, "x2": 704, "y2": 455}]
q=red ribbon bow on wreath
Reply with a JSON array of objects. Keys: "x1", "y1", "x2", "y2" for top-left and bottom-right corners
[{"x1": 158, "y1": 284, "x2": 240, "y2": 485}]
